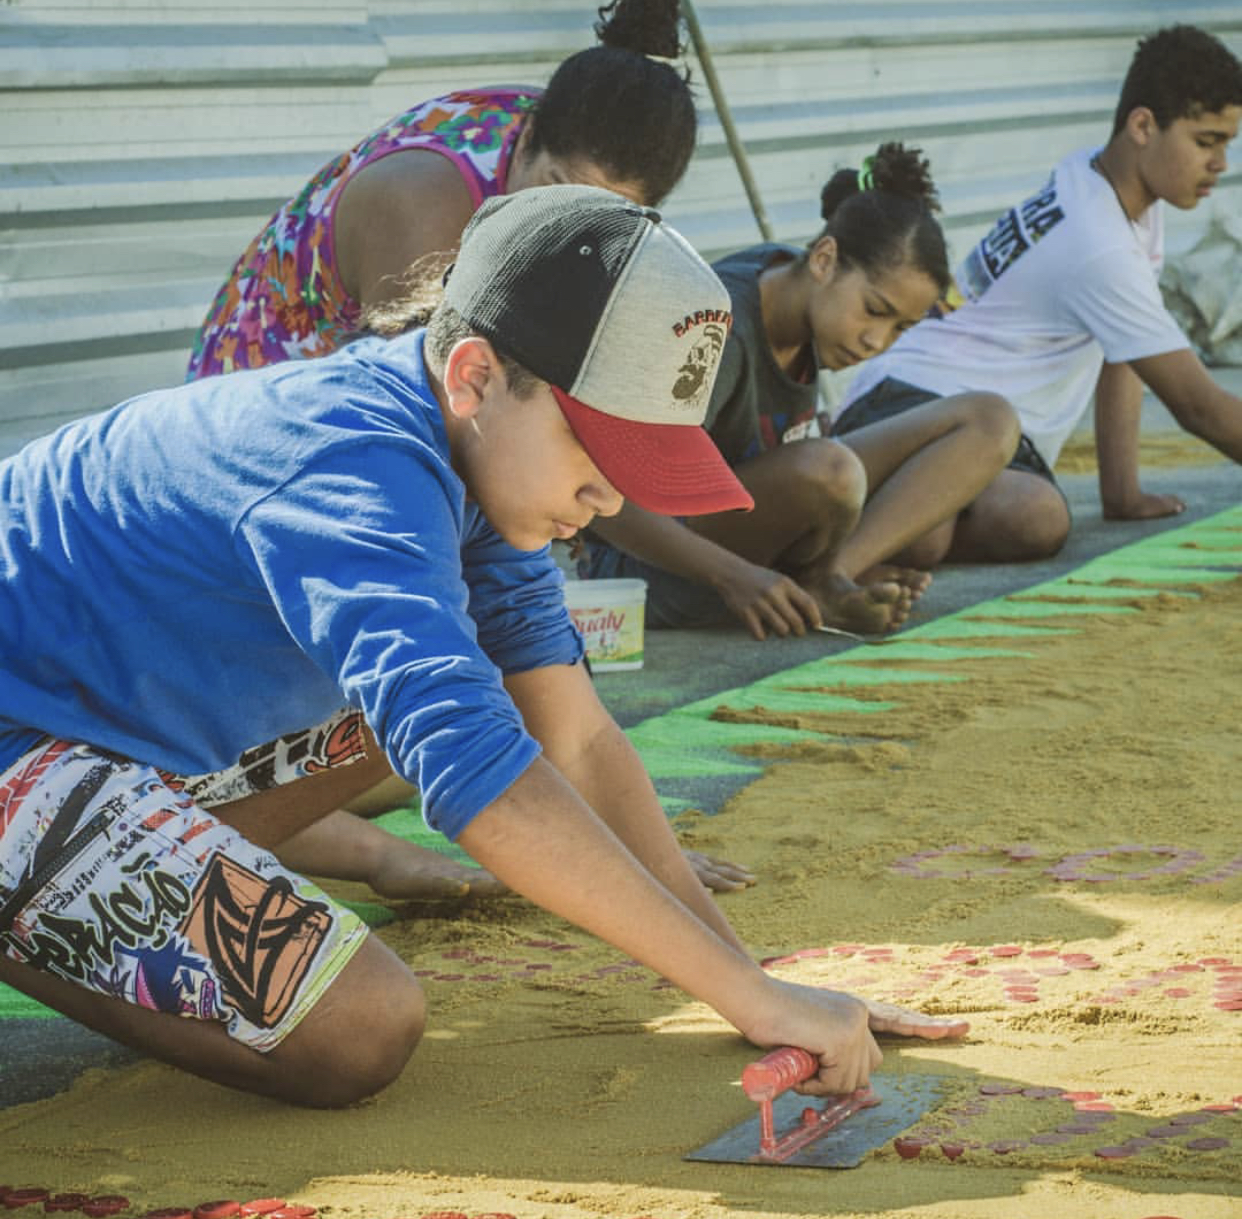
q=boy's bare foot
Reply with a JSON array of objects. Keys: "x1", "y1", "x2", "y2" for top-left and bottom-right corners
[
  {"x1": 809, "y1": 572, "x2": 913, "y2": 635},
  {"x1": 857, "y1": 564, "x2": 932, "y2": 602}
]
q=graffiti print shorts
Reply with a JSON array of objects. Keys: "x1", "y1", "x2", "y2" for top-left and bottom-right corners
[{"x1": 0, "y1": 728, "x2": 369, "y2": 1053}]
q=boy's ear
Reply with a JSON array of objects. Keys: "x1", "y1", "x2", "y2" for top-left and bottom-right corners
[
  {"x1": 1125, "y1": 105, "x2": 1159, "y2": 147},
  {"x1": 442, "y1": 336, "x2": 500, "y2": 420},
  {"x1": 808, "y1": 235, "x2": 839, "y2": 284}
]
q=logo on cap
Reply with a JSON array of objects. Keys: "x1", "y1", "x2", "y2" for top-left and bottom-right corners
[{"x1": 672, "y1": 319, "x2": 729, "y2": 410}]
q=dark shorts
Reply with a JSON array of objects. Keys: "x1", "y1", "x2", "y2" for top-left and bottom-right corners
[{"x1": 833, "y1": 377, "x2": 1062, "y2": 487}]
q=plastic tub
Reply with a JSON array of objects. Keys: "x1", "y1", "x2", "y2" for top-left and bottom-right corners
[{"x1": 563, "y1": 578, "x2": 648, "y2": 671}]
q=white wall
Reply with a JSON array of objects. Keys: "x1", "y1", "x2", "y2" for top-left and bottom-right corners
[{"x1": 2, "y1": 0, "x2": 1239, "y2": 452}]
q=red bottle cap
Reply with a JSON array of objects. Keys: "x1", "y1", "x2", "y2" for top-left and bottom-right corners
[{"x1": 893, "y1": 1137, "x2": 925, "y2": 1159}]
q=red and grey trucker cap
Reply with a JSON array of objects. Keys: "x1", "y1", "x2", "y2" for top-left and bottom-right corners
[{"x1": 442, "y1": 184, "x2": 753, "y2": 516}]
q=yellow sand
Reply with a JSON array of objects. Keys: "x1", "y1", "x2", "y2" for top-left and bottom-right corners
[
  {"x1": 1056, "y1": 432, "x2": 1227, "y2": 473},
  {"x1": 1, "y1": 581, "x2": 1239, "y2": 1219}
]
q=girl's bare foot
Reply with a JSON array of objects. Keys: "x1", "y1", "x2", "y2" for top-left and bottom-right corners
[
  {"x1": 808, "y1": 572, "x2": 914, "y2": 634},
  {"x1": 857, "y1": 563, "x2": 933, "y2": 602}
]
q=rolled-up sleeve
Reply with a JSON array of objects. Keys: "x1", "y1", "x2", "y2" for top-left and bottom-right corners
[{"x1": 461, "y1": 506, "x2": 584, "y2": 676}]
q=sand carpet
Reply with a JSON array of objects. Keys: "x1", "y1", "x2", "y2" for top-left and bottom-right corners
[{"x1": 1, "y1": 510, "x2": 1239, "y2": 1219}]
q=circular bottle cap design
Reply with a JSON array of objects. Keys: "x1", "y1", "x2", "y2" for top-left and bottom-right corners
[
  {"x1": 4, "y1": 1192, "x2": 49, "y2": 1209},
  {"x1": 239, "y1": 1203, "x2": 285, "y2": 1217},
  {"x1": 893, "y1": 1137, "x2": 925, "y2": 1159},
  {"x1": 988, "y1": 1140, "x2": 1024, "y2": 1154},
  {"x1": 1093, "y1": 1145, "x2": 1135, "y2": 1158},
  {"x1": 82, "y1": 1199, "x2": 129, "y2": 1218},
  {"x1": 193, "y1": 1205, "x2": 241, "y2": 1219},
  {"x1": 1169, "y1": 1112, "x2": 1213, "y2": 1126}
]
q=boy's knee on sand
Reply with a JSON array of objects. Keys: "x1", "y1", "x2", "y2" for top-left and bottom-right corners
[{"x1": 275, "y1": 938, "x2": 427, "y2": 1107}]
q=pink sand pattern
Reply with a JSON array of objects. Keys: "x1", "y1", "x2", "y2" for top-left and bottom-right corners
[
  {"x1": 758, "y1": 941, "x2": 1239, "y2": 1015},
  {"x1": 889, "y1": 840, "x2": 1214, "y2": 882}
]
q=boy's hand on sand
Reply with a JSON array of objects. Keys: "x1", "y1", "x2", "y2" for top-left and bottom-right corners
[
  {"x1": 749, "y1": 980, "x2": 882, "y2": 1096},
  {"x1": 860, "y1": 997, "x2": 970, "y2": 1040},
  {"x1": 370, "y1": 845, "x2": 510, "y2": 900},
  {"x1": 684, "y1": 848, "x2": 756, "y2": 892},
  {"x1": 1103, "y1": 490, "x2": 1186, "y2": 521}
]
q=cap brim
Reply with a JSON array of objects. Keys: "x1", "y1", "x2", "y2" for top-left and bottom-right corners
[{"x1": 553, "y1": 387, "x2": 753, "y2": 517}]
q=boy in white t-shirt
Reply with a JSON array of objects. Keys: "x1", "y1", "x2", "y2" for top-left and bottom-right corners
[{"x1": 835, "y1": 24, "x2": 1242, "y2": 561}]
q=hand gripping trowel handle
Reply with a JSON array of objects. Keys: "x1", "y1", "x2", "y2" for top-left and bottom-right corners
[
  {"x1": 740, "y1": 1047, "x2": 879, "y2": 1160},
  {"x1": 741, "y1": 1046, "x2": 818, "y2": 1102}
]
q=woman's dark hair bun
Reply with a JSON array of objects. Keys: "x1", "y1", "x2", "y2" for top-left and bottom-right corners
[{"x1": 595, "y1": 0, "x2": 684, "y2": 60}]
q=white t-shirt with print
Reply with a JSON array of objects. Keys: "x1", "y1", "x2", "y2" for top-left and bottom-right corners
[{"x1": 838, "y1": 146, "x2": 1190, "y2": 467}]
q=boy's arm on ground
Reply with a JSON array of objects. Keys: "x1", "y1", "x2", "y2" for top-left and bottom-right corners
[
  {"x1": 506, "y1": 663, "x2": 754, "y2": 918},
  {"x1": 589, "y1": 504, "x2": 821, "y2": 639},
  {"x1": 455, "y1": 752, "x2": 963, "y2": 1094},
  {"x1": 1094, "y1": 361, "x2": 1186, "y2": 519},
  {"x1": 1130, "y1": 347, "x2": 1242, "y2": 463}
]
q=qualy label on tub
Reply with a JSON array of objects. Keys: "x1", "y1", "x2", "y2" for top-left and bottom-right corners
[{"x1": 564, "y1": 579, "x2": 647, "y2": 671}]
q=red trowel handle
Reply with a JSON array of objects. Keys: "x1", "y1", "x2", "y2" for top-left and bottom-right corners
[{"x1": 741, "y1": 1046, "x2": 818, "y2": 1101}]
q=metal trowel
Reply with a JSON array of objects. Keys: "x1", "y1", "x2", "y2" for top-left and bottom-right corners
[{"x1": 686, "y1": 1047, "x2": 947, "y2": 1168}]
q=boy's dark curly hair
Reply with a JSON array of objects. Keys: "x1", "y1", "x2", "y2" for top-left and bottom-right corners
[
  {"x1": 812, "y1": 142, "x2": 950, "y2": 296},
  {"x1": 1113, "y1": 24, "x2": 1242, "y2": 135}
]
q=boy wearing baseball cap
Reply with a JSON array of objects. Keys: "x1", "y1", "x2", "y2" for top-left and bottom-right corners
[{"x1": 0, "y1": 186, "x2": 964, "y2": 1106}]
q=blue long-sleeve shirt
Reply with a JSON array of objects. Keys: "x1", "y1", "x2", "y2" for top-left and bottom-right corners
[{"x1": 0, "y1": 332, "x2": 582, "y2": 839}]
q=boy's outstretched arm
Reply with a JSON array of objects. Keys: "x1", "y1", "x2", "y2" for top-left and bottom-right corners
[
  {"x1": 459, "y1": 678, "x2": 968, "y2": 1095},
  {"x1": 1094, "y1": 360, "x2": 1186, "y2": 519},
  {"x1": 1131, "y1": 347, "x2": 1242, "y2": 462},
  {"x1": 458, "y1": 752, "x2": 886, "y2": 1094},
  {"x1": 507, "y1": 662, "x2": 755, "y2": 919}
]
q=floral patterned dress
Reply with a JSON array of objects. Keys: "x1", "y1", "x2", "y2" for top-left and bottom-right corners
[{"x1": 188, "y1": 88, "x2": 539, "y2": 379}]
